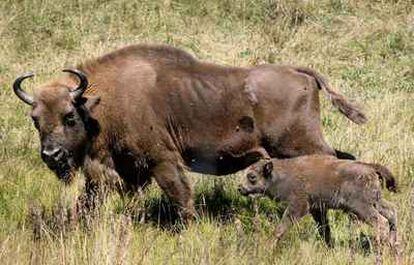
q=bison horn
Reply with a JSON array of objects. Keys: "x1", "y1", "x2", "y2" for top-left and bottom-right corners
[
  {"x1": 13, "y1": 72, "x2": 35, "y2": 105},
  {"x1": 63, "y1": 69, "x2": 88, "y2": 99}
]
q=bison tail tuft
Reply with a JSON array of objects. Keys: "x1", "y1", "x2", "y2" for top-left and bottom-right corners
[
  {"x1": 330, "y1": 94, "x2": 368, "y2": 125},
  {"x1": 294, "y1": 67, "x2": 368, "y2": 125},
  {"x1": 370, "y1": 163, "x2": 398, "y2": 192}
]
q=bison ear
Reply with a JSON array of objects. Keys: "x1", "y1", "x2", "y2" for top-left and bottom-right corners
[
  {"x1": 83, "y1": 96, "x2": 101, "y2": 112},
  {"x1": 263, "y1": 161, "x2": 273, "y2": 179}
]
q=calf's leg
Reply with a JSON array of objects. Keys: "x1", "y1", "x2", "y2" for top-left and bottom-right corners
[
  {"x1": 377, "y1": 200, "x2": 397, "y2": 245},
  {"x1": 310, "y1": 207, "x2": 332, "y2": 247},
  {"x1": 351, "y1": 205, "x2": 388, "y2": 265},
  {"x1": 377, "y1": 200, "x2": 401, "y2": 264},
  {"x1": 274, "y1": 198, "x2": 309, "y2": 242}
]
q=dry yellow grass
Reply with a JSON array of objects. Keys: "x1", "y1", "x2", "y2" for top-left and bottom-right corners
[{"x1": 0, "y1": 0, "x2": 413, "y2": 264}]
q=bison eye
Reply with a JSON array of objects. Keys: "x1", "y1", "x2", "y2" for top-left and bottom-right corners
[
  {"x1": 247, "y1": 173, "x2": 257, "y2": 183},
  {"x1": 63, "y1": 112, "x2": 76, "y2": 127}
]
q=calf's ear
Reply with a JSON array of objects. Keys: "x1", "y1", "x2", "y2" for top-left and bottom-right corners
[{"x1": 263, "y1": 161, "x2": 273, "y2": 179}]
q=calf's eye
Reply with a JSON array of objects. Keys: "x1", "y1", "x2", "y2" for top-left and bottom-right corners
[{"x1": 247, "y1": 173, "x2": 257, "y2": 183}]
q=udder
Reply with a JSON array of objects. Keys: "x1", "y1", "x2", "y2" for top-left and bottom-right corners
[
  {"x1": 183, "y1": 147, "x2": 266, "y2": 175},
  {"x1": 183, "y1": 135, "x2": 267, "y2": 175}
]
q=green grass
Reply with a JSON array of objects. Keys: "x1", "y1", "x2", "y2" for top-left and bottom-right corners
[{"x1": 0, "y1": 0, "x2": 413, "y2": 264}]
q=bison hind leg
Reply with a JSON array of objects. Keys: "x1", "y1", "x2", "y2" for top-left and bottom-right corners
[
  {"x1": 152, "y1": 160, "x2": 196, "y2": 224},
  {"x1": 310, "y1": 207, "x2": 333, "y2": 247}
]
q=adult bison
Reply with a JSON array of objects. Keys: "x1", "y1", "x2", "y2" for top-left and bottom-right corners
[{"x1": 13, "y1": 44, "x2": 366, "y2": 220}]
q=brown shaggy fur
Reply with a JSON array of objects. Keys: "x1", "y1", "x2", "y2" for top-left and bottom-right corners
[
  {"x1": 16, "y1": 44, "x2": 366, "y2": 220},
  {"x1": 239, "y1": 155, "x2": 398, "y2": 258}
]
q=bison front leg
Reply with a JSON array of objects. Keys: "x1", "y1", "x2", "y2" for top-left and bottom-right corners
[
  {"x1": 76, "y1": 158, "x2": 123, "y2": 218},
  {"x1": 152, "y1": 161, "x2": 196, "y2": 223},
  {"x1": 71, "y1": 176, "x2": 102, "y2": 228},
  {"x1": 76, "y1": 177, "x2": 105, "y2": 214}
]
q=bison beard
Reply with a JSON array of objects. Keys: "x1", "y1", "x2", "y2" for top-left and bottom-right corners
[
  {"x1": 41, "y1": 150, "x2": 73, "y2": 183},
  {"x1": 13, "y1": 44, "x2": 366, "y2": 222}
]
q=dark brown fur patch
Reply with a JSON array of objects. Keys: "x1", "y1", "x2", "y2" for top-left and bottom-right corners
[{"x1": 238, "y1": 116, "x2": 254, "y2": 133}]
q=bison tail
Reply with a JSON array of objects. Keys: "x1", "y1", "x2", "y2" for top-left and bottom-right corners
[
  {"x1": 295, "y1": 67, "x2": 367, "y2": 125},
  {"x1": 370, "y1": 163, "x2": 398, "y2": 192},
  {"x1": 328, "y1": 93, "x2": 368, "y2": 125}
]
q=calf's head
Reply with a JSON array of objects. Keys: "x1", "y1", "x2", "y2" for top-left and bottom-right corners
[
  {"x1": 239, "y1": 160, "x2": 273, "y2": 196},
  {"x1": 13, "y1": 69, "x2": 100, "y2": 183}
]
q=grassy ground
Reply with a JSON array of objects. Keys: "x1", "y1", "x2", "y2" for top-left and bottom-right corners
[{"x1": 0, "y1": 0, "x2": 413, "y2": 264}]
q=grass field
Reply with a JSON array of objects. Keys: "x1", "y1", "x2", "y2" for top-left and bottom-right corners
[{"x1": 0, "y1": 0, "x2": 413, "y2": 264}]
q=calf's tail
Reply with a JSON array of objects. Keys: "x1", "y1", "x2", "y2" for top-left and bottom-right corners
[
  {"x1": 369, "y1": 163, "x2": 398, "y2": 192},
  {"x1": 295, "y1": 67, "x2": 367, "y2": 125}
]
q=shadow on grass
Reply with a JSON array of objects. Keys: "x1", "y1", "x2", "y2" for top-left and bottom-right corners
[
  {"x1": 27, "y1": 182, "x2": 284, "y2": 236},
  {"x1": 26, "y1": 185, "x2": 373, "y2": 256},
  {"x1": 123, "y1": 183, "x2": 273, "y2": 231},
  {"x1": 127, "y1": 181, "x2": 289, "y2": 232}
]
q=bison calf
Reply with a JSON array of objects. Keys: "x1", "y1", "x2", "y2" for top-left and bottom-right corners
[{"x1": 239, "y1": 155, "x2": 399, "y2": 257}]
